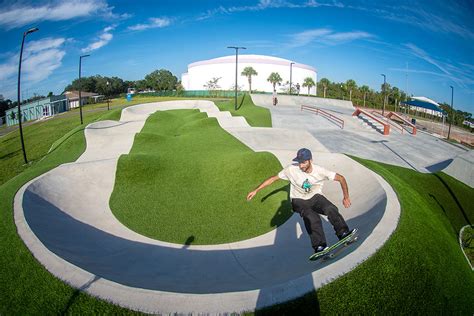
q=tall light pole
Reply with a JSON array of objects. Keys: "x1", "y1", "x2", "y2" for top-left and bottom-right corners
[
  {"x1": 289, "y1": 62, "x2": 295, "y2": 95},
  {"x1": 17, "y1": 27, "x2": 39, "y2": 164},
  {"x1": 106, "y1": 80, "x2": 110, "y2": 110},
  {"x1": 381, "y1": 74, "x2": 386, "y2": 115},
  {"x1": 447, "y1": 85, "x2": 454, "y2": 140},
  {"x1": 227, "y1": 46, "x2": 246, "y2": 110},
  {"x1": 79, "y1": 54, "x2": 90, "y2": 124}
]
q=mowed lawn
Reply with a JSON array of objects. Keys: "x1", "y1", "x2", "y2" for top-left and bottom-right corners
[
  {"x1": 110, "y1": 109, "x2": 291, "y2": 244},
  {"x1": 0, "y1": 97, "x2": 472, "y2": 314}
]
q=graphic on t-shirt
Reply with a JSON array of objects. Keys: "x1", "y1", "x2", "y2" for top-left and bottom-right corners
[{"x1": 302, "y1": 178, "x2": 312, "y2": 193}]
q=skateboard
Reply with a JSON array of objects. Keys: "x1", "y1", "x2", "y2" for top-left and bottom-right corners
[{"x1": 309, "y1": 228, "x2": 358, "y2": 261}]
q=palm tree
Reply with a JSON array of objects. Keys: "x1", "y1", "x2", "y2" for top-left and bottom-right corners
[
  {"x1": 360, "y1": 85, "x2": 369, "y2": 108},
  {"x1": 381, "y1": 82, "x2": 391, "y2": 111},
  {"x1": 346, "y1": 79, "x2": 357, "y2": 101},
  {"x1": 319, "y1": 78, "x2": 330, "y2": 98},
  {"x1": 241, "y1": 66, "x2": 258, "y2": 94},
  {"x1": 302, "y1": 77, "x2": 316, "y2": 95},
  {"x1": 392, "y1": 87, "x2": 400, "y2": 112},
  {"x1": 267, "y1": 72, "x2": 282, "y2": 91}
]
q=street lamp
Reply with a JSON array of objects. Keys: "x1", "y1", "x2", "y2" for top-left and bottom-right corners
[
  {"x1": 79, "y1": 54, "x2": 90, "y2": 124},
  {"x1": 106, "y1": 80, "x2": 110, "y2": 110},
  {"x1": 381, "y1": 74, "x2": 386, "y2": 115},
  {"x1": 447, "y1": 85, "x2": 454, "y2": 140},
  {"x1": 227, "y1": 46, "x2": 246, "y2": 111},
  {"x1": 17, "y1": 27, "x2": 39, "y2": 164},
  {"x1": 289, "y1": 62, "x2": 295, "y2": 95}
]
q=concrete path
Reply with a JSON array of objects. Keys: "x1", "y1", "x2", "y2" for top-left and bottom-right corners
[
  {"x1": 251, "y1": 94, "x2": 470, "y2": 174},
  {"x1": 15, "y1": 100, "x2": 400, "y2": 314}
]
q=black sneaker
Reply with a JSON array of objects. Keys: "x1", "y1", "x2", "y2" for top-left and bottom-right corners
[{"x1": 338, "y1": 228, "x2": 357, "y2": 241}]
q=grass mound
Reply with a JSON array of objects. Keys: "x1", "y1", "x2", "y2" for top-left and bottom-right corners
[
  {"x1": 215, "y1": 93, "x2": 272, "y2": 127},
  {"x1": 110, "y1": 109, "x2": 291, "y2": 245}
]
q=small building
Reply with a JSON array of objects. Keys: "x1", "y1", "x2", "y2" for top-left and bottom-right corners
[
  {"x1": 5, "y1": 95, "x2": 69, "y2": 126},
  {"x1": 401, "y1": 96, "x2": 445, "y2": 118},
  {"x1": 63, "y1": 91, "x2": 102, "y2": 108}
]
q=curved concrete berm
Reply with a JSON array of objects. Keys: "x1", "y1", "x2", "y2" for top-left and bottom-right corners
[{"x1": 14, "y1": 100, "x2": 400, "y2": 314}]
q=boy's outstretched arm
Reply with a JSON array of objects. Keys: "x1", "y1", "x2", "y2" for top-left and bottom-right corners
[{"x1": 246, "y1": 175, "x2": 280, "y2": 201}]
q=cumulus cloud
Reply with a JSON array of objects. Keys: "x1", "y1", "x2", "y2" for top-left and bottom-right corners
[
  {"x1": 0, "y1": 0, "x2": 121, "y2": 29},
  {"x1": 0, "y1": 37, "x2": 67, "y2": 96},
  {"x1": 128, "y1": 17, "x2": 171, "y2": 31},
  {"x1": 81, "y1": 25, "x2": 115, "y2": 53}
]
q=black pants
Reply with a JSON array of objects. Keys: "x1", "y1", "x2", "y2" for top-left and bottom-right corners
[{"x1": 292, "y1": 194, "x2": 349, "y2": 250}]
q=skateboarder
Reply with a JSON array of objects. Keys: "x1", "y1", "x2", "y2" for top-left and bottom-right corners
[
  {"x1": 246, "y1": 148, "x2": 355, "y2": 256},
  {"x1": 272, "y1": 89, "x2": 278, "y2": 106}
]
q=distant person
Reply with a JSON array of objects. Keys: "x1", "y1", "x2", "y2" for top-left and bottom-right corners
[
  {"x1": 272, "y1": 89, "x2": 278, "y2": 106},
  {"x1": 296, "y1": 83, "x2": 300, "y2": 95},
  {"x1": 246, "y1": 148, "x2": 355, "y2": 256}
]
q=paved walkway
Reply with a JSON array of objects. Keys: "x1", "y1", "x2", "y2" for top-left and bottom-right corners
[
  {"x1": 14, "y1": 100, "x2": 400, "y2": 314},
  {"x1": 251, "y1": 94, "x2": 469, "y2": 174}
]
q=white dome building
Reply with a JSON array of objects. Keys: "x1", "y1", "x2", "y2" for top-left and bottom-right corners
[{"x1": 181, "y1": 54, "x2": 317, "y2": 95}]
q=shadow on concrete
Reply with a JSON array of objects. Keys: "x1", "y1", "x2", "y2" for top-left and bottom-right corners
[
  {"x1": 371, "y1": 140, "x2": 418, "y2": 171},
  {"x1": 426, "y1": 159, "x2": 453, "y2": 172}
]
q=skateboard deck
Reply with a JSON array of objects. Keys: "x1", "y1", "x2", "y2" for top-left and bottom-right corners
[{"x1": 309, "y1": 228, "x2": 358, "y2": 261}]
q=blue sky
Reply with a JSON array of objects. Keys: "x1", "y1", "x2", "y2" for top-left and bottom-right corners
[{"x1": 0, "y1": 0, "x2": 473, "y2": 112}]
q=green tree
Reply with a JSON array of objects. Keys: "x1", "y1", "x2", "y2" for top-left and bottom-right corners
[
  {"x1": 391, "y1": 87, "x2": 400, "y2": 112},
  {"x1": 319, "y1": 78, "x2": 330, "y2": 98},
  {"x1": 267, "y1": 72, "x2": 282, "y2": 91},
  {"x1": 204, "y1": 77, "x2": 221, "y2": 97},
  {"x1": 145, "y1": 69, "x2": 178, "y2": 91},
  {"x1": 241, "y1": 66, "x2": 258, "y2": 93},
  {"x1": 360, "y1": 85, "x2": 369, "y2": 108},
  {"x1": 302, "y1": 77, "x2": 316, "y2": 95},
  {"x1": 346, "y1": 79, "x2": 357, "y2": 101}
]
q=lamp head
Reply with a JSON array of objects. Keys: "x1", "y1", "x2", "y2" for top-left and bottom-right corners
[{"x1": 25, "y1": 27, "x2": 39, "y2": 35}]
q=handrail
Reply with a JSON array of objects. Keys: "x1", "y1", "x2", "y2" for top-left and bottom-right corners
[
  {"x1": 352, "y1": 108, "x2": 390, "y2": 135},
  {"x1": 301, "y1": 105, "x2": 344, "y2": 129},
  {"x1": 371, "y1": 111, "x2": 404, "y2": 134},
  {"x1": 386, "y1": 112, "x2": 417, "y2": 135}
]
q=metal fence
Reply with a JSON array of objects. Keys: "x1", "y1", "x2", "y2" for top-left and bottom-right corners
[{"x1": 135, "y1": 90, "x2": 244, "y2": 98}]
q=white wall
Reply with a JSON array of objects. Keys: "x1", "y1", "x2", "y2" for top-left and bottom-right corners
[{"x1": 182, "y1": 55, "x2": 317, "y2": 95}]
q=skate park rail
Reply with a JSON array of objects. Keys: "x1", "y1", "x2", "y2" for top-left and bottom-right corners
[
  {"x1": 386, "y1": 111, "x2": 417, "y2": 135},
  {"x1": 301, "y1": 104, "x2": 344, "y2": 129},
  {"x1": 352, "y1": 108, "x2": 390, "y2": 135}
]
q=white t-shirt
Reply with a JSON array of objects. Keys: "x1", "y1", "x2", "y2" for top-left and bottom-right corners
[{"x1": 278, "y1": 163, "x2": 336, "y2": 200}]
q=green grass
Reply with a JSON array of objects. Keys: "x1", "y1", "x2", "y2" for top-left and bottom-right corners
[
  {"x1": 215, "y1": 93, "x2": 272, "y2": 127},
  {"x1": 1, "y1": 99, "x2": 473, "y2": 314},
  {"x1": 0, "y1": 107, "x2": 141, "y2": 314},
  {"x1": 110, "y1": 109, "x2": 291, "y2": 244},
  {"x1": 254, "y1": 157, "x2": 474, "y2": 315}
]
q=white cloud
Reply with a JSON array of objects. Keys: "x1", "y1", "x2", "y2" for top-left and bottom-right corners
[
  {"x1": 0, "y1": 0, "x2": 119, "y2": 29},
  {"x1": 288, "y1": 28, "x2": 374, "y2": 48},
  {"x1": 196, "y1": 0, "x2": 344, "y2": 21},
  {"x1": 81, "y1": 25, "x2": 115, "y2": 53},
  {"x1": 128, "y1": 17, "x2": 171, "y2": 31},
  {"x1": 0, "y1": 37, "x2": 66, "y2": 97},
  {"x1": 403, "y1": 43, "x2": 474, "y2": 88}
]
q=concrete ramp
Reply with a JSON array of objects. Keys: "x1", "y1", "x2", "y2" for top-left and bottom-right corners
[
  {"x1": 14, "y1": 100, "x2": 400, "y2": 314},
  {"x1": 251, "y1": 94, "x2": 355, "y2": 112},
  {"x1": 442, "y1": 150, "x2": 474, "y2": 188}
]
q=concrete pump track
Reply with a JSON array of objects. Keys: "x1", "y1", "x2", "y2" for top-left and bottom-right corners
[{"x1": 14, "y1": 98, "x2": 404, "y2": 314}]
